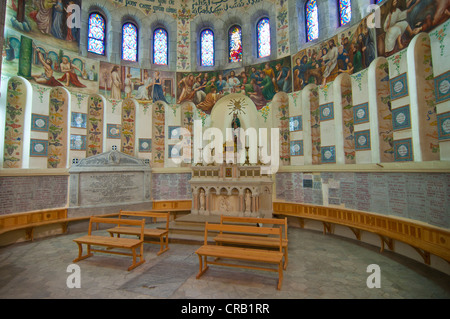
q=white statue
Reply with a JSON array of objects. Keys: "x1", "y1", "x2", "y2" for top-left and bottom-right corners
[
  {"x1": 199, "y1": 189, "x2": 205, "y2": 211},
  {"x1": 245, "y1": 189, "x2": 251, "y2": 213}
]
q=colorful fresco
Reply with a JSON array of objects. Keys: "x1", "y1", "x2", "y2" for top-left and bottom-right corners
[
  {"x1": 121, "y1": 99, "x2": 136, "y2": 156},
  {"x1": 6, "y1": 0, "x2": 81, "y2": 53},
  {"x1": 2, "y1": 29, "x2": 98, "y2": 93},
  {"x1": 293, "y1": 16, "x2": 376, "y2": 92},
  {"x1": 86, "y1": 95, "x2": 104, "y2": 157},
  {"x1": 152, "y1": 102, "x2": 165, "y2": 167},
  {"x1": 176, "y1": 57, "x2": 291, "y2": 113},
  {"x1": 121, "y1": 67, "x2": 175, "y2": 104},
  {"x1": 376, "y1": 0, "x2": 450, "y2": 57}
]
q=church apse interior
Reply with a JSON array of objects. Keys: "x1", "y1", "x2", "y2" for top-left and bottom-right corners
[{"x1": 0, "y1": 0, "x2": 449, "y2": 299}]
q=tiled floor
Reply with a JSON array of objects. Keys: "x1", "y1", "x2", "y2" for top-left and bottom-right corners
[{"x1": 0, "y1": 225, "x2": 449, "y2": 299}]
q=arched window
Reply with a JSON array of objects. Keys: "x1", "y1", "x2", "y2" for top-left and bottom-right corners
[
  {"x1": 87, "y1": 12, "x2": 106, "y2": 55},
  {"x1": 153, "y1": 28, "x2": 168, "y2": 65},
  {"x1": 338, "y1": 0, "x2": 352, "y2": 26},
  {"x1": 305, "y1": 0, "x2": 319, "y2": 42},
  {"x1": 200, "y1": 29, "x2": 214, "y2": 67},
  {"x1": 122, "y1": 22, "x2": 138, "y2": 62},
  {"x1": 229, "y1": 25, "x2": 243, "y2": 63},
  {"x1": 257, "y1": 17, "x2": 270, "y2": 58}
]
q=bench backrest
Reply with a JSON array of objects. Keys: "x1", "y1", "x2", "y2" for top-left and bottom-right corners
[
  {"x1": 119, "y1": 210, "x2": 170, "y2": 230},
  {"x1": 88, "y1": 217, "x2": 145, "y2": 240},
  {"x1": 204, "y1": 222, "x2": 283, "y2": 252},
  {"x1": 220, "y1": 215, "x2": 288, "y2": 240}
]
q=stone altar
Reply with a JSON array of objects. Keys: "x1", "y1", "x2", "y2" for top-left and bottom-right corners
[{"x1": 189, "y1": 162, "x2": 273, "y2": 218}]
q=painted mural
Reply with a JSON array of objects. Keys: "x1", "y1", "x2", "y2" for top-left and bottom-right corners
[
  {"x1": 5, "y1": 0, "x2": 81, "y2": 53},
  {"x1": 176, "y1": 57, "x2": 292, "y2": 113},
  {"x1": 376, "y1": 0, "x2": 450, "y2": 57},
  {"x1": 292, "y1": 16, "x2": 376, "y2": 92},
  {"x1": 48, "y1": 87, "x2": 68, "y2": 168},
  {"x1": 2, "y1": 28, "x2": 98, "y2": 93}
]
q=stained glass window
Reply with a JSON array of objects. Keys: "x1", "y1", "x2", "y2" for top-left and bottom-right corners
[
  {"x1": 305, "y1": 0, "x2": 319, "y2": 42},
  {"x1": 339, "y1": 0, "x2": 352, "y2": 26},
  {"x1": 122, "y1": 23, "x2": 138, "y2": 62},
  {"x1": 257, "y1": 18, "x2": 270, "y2": 58},
  {"x1": 153, "y1": 28, "x2": 168, "y2": 65},
  {"x1": 88, "y1": 13, "x2": 106, "y2": 55},
  {"x1": 200, "y1": 29, "x2": 214, "y2": 67},
  {"x1": 229, "y1": 25, "x2": 243, "y2": 63}
]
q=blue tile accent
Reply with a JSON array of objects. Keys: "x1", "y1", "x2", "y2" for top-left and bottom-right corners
[
  {"x1": 139, "y1": 138, "x2": 152, "y2": 152},
  {"x1": 290, "y1": 140, "x2": 303, "y2": 156},
  {"x1": 394, "y1": 138, "x2": 413, "y2": 161},
  {"x1": 106, "y1": 124, "x2": 121, "y2": 139},
  {"x1": 70, "y1": 135, "x2": 87, "y2": 150},
  {"x1": 289, "y1": 115, "x2": 303, "y2": 131},
  {"x1": 319, "y1": 103, "x2": 334, "y2": 121},
  {"x1": 437, "y1": 111, "x2": 450, "y2": 141},
  {"x1": 434, "y1": 71, "x2": 450, "y2": 104},
  {"x1": 321, "y1": 146, "x2": 336, "y2": 163},
  {"x1": 354, "y1": 130, "x2": 371, "y2": 150},
  {"x1": 31, "y1": 114, "x2": 49, "y2": 132},
  {"x1": 353, "y1": 103, "x2": 369, "y2": 124},
  {"x1": 392, "y1": 105, "x2": 411, "y2": 131},
  {"x1": 30, "y1": 139, "x2": 48, "y2": 157},
  {"x1": 71, "y1": 112, "x2": 87, "y2": 128},
  {"x1": 389, "y1": 73, "x2": 409, "y2": 101}
]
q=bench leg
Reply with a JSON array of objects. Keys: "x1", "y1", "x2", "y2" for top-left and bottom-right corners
[
  {"x1": 283, "y1": 248, "x2": 288, "y2": 270},
  {"x1": 127, "y1": 245, "x2": 145, "y2": 271},
  {"x1": 196, "y1": 254, "x2": 209, "y2": 279},
  {"x1": 73, "y1": 242, "x2": 93, "y2": 263},
  {"x1": 157, "y1": 235, "x2": 170, "y2": 256},
  {"x1": 277, "y1": 262, "x2": 283, "y2": 290}
]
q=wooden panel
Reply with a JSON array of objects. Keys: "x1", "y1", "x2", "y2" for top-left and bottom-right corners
[{"x1": 0, "y1": 209, "x2": 68, "y2": 230}]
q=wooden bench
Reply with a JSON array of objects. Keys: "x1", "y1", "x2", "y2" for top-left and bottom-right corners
[
  {"x1": 196, "y1": 222, "x2": 285, "y2": 290},
  {"x1": 214, "y1": 215, "x2": 289, "y2": 270},
  {"x1": 73, "y1": 217, "x2": 145, "y2": 271},
  {"x1": 106, "y1": 210, "x2": 170, "y2": 255}
]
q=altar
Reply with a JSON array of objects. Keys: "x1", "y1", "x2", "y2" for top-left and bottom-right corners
[{"x1": 189, "y1": 162, "x2": 273, "y2": 218}]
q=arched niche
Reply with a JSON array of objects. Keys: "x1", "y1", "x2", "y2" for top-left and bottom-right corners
[
  {"x1": 3, "y1": 76, "x2": 32, "y2": 168},
  {"x1": 121, "y1": 98, "x2": 138, "y2": 156},
  {"x1": 368, "y1": 57, "x2": 394, "y2": 163},
  {"x1": 48, "y1": 87, "x2": 70, "y2": 168},
  {"x1": 86, "y1": 94, "x2": 105, "y2": 157},
  {"x1": 407, "y1": 32, "x2": 440, "y2": 162},
  {"x1": 333, "y1": 73, "x2": 355, "y2": 164}
]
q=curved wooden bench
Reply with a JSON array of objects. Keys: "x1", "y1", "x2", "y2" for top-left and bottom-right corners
[
  {"x1": 0, "y1": 209, "x2": 119, "y2": 242},
  {"x1": 273, "y1": 201, "x2": 450, "y2": 265}
]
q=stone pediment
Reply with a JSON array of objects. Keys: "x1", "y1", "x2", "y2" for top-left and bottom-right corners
[{"x1": 69, "y1": 151, "x2": 150, "y2": 173}]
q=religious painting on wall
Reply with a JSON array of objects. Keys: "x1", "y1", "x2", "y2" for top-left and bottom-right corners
[
  {"x1": 292, "y1": 15, "x2": 376, "y2": 92},
  {"x1": 2, "y1": 29, "x2": 99, "y2": 93},
  {"x1": 375, "y1": 0, "x2": 450, "y2": 57},
  {"x1": 99, "y1": 61, "x2": 122, "y2": 100},
  {"x1": 5, "y1": 0, "x2": 81, "y2": 53},
  {"x1": 122, "y1": 67, "x2": 175, "y2": 104}
]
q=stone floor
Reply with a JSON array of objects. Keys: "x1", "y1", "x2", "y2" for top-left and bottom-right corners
[{"x1": 0, "y1": 225, "x2": 449, "y2": 300}]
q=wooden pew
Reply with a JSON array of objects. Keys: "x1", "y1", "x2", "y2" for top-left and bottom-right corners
[
  {"x1": 214, "y1": 215, "x2": 289, "y2": 270},
  {"x1": 195, "y1": 222, "x2": 285, "y2": 290},
  {"x1": 73, "y1": 217, "x2": 145, "y2": 271},
  {"x1": 106, "y1": 210, "x2": 170, "y2": 255}
]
